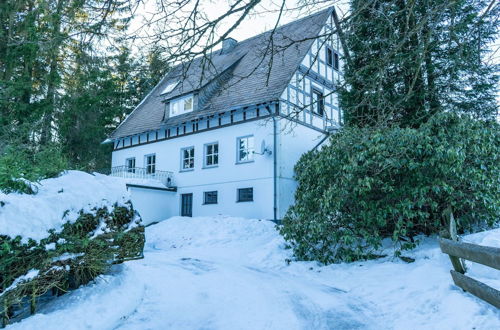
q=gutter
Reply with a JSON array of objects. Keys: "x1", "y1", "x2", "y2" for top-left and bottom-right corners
[{"x1": 126, "y1": 183, "x2": 177, "y2": 192}]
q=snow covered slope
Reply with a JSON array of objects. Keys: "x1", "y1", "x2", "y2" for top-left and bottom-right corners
[
  {"x1": 0, "y1": 171, "x2": 132, "y2": 241},
  {"x1": 6, "y1": 216, "x2": 500, "y2": 330}
]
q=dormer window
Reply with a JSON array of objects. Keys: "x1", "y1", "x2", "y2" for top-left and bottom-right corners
[{"x1": 170, "y1": 94, "x2": 194, "y2": 117}]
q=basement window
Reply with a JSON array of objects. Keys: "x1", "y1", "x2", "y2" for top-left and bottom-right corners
[
  {"x1": 203, "y1": 191, "x2": 218, "y2": 205},
  {"x1": 237, "y1": 188, "x2": 253, "y2": 202}
]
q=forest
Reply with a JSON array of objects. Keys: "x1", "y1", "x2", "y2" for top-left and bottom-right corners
[{"x1": 0, "y1": 0, "x2": 171, "y2": 191}]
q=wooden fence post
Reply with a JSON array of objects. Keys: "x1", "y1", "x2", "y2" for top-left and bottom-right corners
[{"x1": 447, "y1": 212, "x2": 466, "y2": 274}]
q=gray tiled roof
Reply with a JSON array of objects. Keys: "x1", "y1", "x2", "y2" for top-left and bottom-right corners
[{"x1": 110, "y1": 8, "x2": 332, "y2": 140}]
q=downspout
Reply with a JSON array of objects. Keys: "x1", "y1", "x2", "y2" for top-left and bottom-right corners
[
  {"x1": 312, "y1": 126, "x2": 339, "y2": 152},
  {"x1": 273, "y1": 105, "x2": 278, "y2": 222}
]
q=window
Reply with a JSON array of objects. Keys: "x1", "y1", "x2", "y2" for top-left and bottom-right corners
[
  {"x1": 312, "y1": 89, "x2": 324, "y2": 116},
  {"x1": 326, "y1": 47, "x2": 340, "y2": 71},
  {"x1": 170, "y1": 94, "x2": 194, "y2": 117},
  {"x1": 204, "y1": 142, "x2": 219, "y2": 167},
  {"x1": 161, "y1": 81, "x2": 179, "y2": 95},
  {"x1": 203, "y1": 191, "x2": 218, "y2": 205},
  {"x1": 326, "y1": 47, "x2": 333, "y2": 67},
  {"x1": 237, "y1": 188, "x2": 253, "y2": 202},
  {"x1": 181, "y1": 146, "x2": 195, "y2": 170},
  {"x1": 126, "y1": 158, "x2": 136, "y2": 173},
  {"x1": 145, "y1": 154, "x2": 156, "y2": 174},
  {"x1": 237, "y1": 135, "x2": 254, "y2": 163}
]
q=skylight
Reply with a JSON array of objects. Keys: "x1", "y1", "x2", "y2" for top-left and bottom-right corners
[{"x1": 161, "y1": 81, "x2": 179, "y2": 95}]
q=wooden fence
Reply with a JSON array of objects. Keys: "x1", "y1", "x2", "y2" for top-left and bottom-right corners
[{"x1": 439, "y1": 238, "x2": 500, "y2": 309}]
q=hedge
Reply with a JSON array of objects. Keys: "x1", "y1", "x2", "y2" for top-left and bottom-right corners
[
  {"x1": 280, "y1": 113, "x2": 500, "y2": 264},
  {"x1": 0, "y1": 202, "x2": 144, "y2": 327}
]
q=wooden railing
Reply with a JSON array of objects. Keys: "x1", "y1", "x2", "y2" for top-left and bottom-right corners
[
  {"x1": 108, "y1": 166, "x2": 174, "y2": 187},
  {"x1": 439, "y1": 238, "x2": 500, "y2": 308}
]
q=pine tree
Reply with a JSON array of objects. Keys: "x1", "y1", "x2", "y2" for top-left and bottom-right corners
[
  {"x1": 56, "y1": 44, "x2": 170, "y2": 171},
  {"x1": 0, "y1": 0, "x2": 135, "y2": 184},
  {"x1": 340, "y1": 0, "x2": 499, "y2": 127}
]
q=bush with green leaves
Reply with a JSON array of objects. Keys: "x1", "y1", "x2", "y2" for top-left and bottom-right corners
[
  {"x1": 0, "y1": 202, "x2": 144, "y2": 327},
  {"x1": 280, "y1": 113, "x2": 500, "y2": 264}
]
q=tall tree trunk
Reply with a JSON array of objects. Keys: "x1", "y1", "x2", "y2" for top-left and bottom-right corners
[
  {"x1": 422, "y1": 12, "x2": 440, "y2": 117},
  {"x1": 40, "y1": 0, "x2": 65, "y2": 145}
]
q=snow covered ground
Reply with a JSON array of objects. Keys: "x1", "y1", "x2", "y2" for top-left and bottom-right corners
[{"x1": 6, "y1": 216, "x2": 500, "y2": 330}]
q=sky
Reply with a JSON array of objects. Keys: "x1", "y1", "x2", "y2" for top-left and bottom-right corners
[
  {"x1": 129, "y1": 0, "x2": 349, "y2": 47},
  {"x1": 127, "y1": 0, "x2": 497, "y2": 108}
]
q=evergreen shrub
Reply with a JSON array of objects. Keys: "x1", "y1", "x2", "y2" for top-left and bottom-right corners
[
  {"x1": 0, "y1": 202, "x2": 144, "y2": 326},
  {"x1": 280, "y1": 113, "x2": 500, "y2": 264}
]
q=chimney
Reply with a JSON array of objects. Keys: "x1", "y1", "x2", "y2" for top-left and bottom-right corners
[{"x1": 221, "y1": 38, "x2": 238, "y2": 54}]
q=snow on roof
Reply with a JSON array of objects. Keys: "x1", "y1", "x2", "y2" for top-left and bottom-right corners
[{"x1": 160, "y1": 81, "x2": 179, "y2": 95}]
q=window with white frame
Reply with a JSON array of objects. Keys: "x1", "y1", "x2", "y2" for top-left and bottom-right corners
[
  {"x1": 181, "y1": 146, "x2": 195, "y2": 170},
  {"x1": 145, "y1": 154, "x2": 156, "y2": 174},
  {"x1": 237, "y1": 135, "x2": 254, "y2": 163},
  {"x1": 169, "y1": 94, "x2": 193, "y2": 117},
  {"x1": 204, "y1": 142, "x2": 219, "y2": 167},
  {"x1": 126, "y1": 157, "x2": 136, "y2": 173}
]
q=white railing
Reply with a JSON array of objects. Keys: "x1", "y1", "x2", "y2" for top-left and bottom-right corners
[{"x1": 109, "y1": 166, "x2": 174, "y2": 187}]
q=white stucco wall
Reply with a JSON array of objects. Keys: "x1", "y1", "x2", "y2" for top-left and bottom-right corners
[
  {"x1": 112, "y1": 119, "x2": 276, "y2": 220},
  {"x1": 128, "y1": 187, "x2": 177, "y2": 225},
  {"x1": 276, "y1": 118, "x2": 325, "y2": 219}
]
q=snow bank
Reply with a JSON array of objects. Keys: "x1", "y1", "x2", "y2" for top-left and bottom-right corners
[{"x1": 0, "y1": 171, "x2": 131, "y2": 241}]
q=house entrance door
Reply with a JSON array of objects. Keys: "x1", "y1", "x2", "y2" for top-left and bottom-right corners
[{"x1": 181, "y1": 193, "x2": 193, "y2": 217}]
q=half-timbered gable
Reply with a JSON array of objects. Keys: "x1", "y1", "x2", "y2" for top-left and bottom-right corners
[{"x1": 280, "y1": 12, "x2": 342, "y2": 131}]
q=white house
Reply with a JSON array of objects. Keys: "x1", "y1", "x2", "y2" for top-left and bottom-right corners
[{"x1": 106, "y1": 7, "x2": 343, "y2": 223}]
